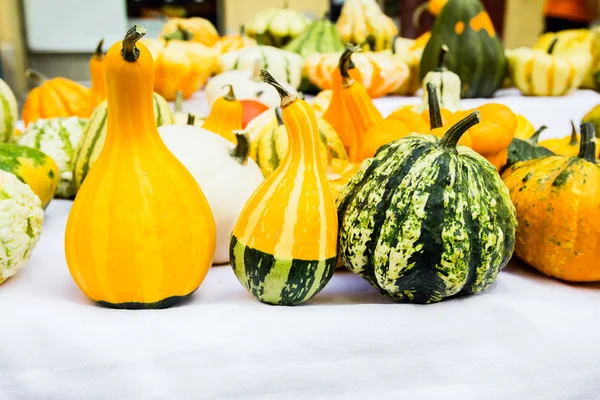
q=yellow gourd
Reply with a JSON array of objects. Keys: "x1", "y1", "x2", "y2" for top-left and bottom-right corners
[
  {"x1": 202, "y1": 85, "x2": 243, "y2": 144},
  {"x1": 65, "y1": 26, "x2": 216, "y2": 309}
]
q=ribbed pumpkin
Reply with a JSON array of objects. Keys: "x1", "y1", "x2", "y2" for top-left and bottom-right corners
[
  {"x1": 89, "y1": 39, "x2": 106, "y2": 109},
  {"x1": 420, "y1": 0, "x2": 507, "y2": 98},
  {"x1": 230, "y1": 70, "x2": 337, "y2": 306},
  {"x1": 0, "y1": 77, "x2": 18, "y2": 143},
  {"x1": 72, "y1": 93, "x2": 173, "y2": 192},
  {"x1": 304, "y1": 50, "x2": 409, "y2": 98},
  {"x1": 22, "y1": 70, "x2": 91, "y2": 127},
  {"x1": 0, "y1": 143, "x2": 59, "y2": 209},
  {"x1": 501, "y1": 123, "x2": 600, "y2": 282},
  {"x1": 255, "y1": 107, "x2": 347, "y2": 177},
  {"x1": 160, "y1": 17, "x2": 220, "y2": 47},
  {"x1": 17, "y1": 116, "x2": 86, "y2": 198},
  {"x1": 65, "y1": 26, "x2": 216, "y2": 309},
  {"x1": 142, "y1": 38, "x2": 218, "y2": 100},
  {"x1": 336, "y1": 0, "x2": 398, "y2": 51},
  {"x1": 245, "y1": 5, "x2": 311, "y2": 48},
  {"x1": 505, "y1": 126, "x2": 554, "y2": 170},
  {"x1": 202, "y1": 85, "x2": 242, "y2": 144},
  {"x1": 337, "y1": 111, "x2": 517, "y2": 304}
]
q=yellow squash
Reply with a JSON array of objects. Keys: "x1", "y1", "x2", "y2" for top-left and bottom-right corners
[
  {"x1": 90, "y1": 39, "x2": 106, "y2": 109},
  {"x1": 202, "y1": 85, "x2": 243, "y2": 144}
]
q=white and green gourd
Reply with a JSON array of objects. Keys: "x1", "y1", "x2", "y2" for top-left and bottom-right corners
[
  {"x1": 17, "y1": 116, "x2": 87, "y2": 198},
  {"x1": 0, "y1": 78, "x2": 18, "y2": 143},
  {"x1": 245, "y1": 4, "x2": 311, "y2": 48},
  {"x1": 414, "y1": 45, "x2": 462, "y2": 114}
]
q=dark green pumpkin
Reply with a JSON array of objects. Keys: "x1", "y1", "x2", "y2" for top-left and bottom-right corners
[
  {"x1": 420, "y1": 0, "x2": 507, "y2": 98},
  {"x1": 337, "y1": 111, "x2": 517, "y2": 304},
  {"x1": 505, "y1": 126, "x2": 554, "y2": 170}
]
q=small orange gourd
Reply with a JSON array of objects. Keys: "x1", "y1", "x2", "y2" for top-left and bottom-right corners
[
  {"x1": 65, "y1": 26, "x2": 216, "y2": 309},
  {"x1": 230, "y1": 70, "x2": 338, "y2": 306},
  {"x1": 202, "y1": 85, "x2": 243, "y2": 143},
  {"x1": 90, "y1": 39, "x2": 106, "y2": 108}
]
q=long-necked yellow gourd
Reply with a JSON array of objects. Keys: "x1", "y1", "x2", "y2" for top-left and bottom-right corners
[
  {"x1": 229, "y1": 70, "x2": 338, "y2": 306},
  {"x1": 65, "y1": 26, "x2": 216, "y2": 309}
]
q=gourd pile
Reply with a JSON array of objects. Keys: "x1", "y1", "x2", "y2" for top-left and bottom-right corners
[{"x1": 1, "y1": 0, "x2": 600, "y2": 309}]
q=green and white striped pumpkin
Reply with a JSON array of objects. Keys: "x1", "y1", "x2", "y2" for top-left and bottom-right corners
[
  {"x1": 72, "y1": 93, "x2": 174, "y2": 192},
  {"x1": 337, "y1": 112, "x2": 517, "y2": 304},
  {"x1": 218, "y1": 46, "x2": 304, "y2": 90},
  {"x1": 0, "y1": 78, "x2": 18, "y2": 143},
  {"x1": 17, "y1": 116, "x2": 87, "y2": 198}
]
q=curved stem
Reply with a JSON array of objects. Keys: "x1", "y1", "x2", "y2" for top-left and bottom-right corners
[
  {"x1": 439, "y1": 111, "x2": 480, "y2": 152},
  {"x1": 259, "y1": 69, "x2": 297, "y2": 108},
  {"x1": 391, "y1": 35, "x2": 399, "y2": 55},
  {"x1": 427, "y1": 83, "x2": 443, "y2": 129},
  {"x1": 93, "y1": 38, "x2": 105, "y2": 60},
  {"x1": 187, "y1": 113, "x2": 196, "y2": 126},
  {"x1": 569, "y1": 121, "x2": 579, "y2": 145},
  {"x1": 578, "y1": 123, "x2": 597, "y2": 163},
  {"x1": 527, "y1": 125, "x2": 547, "y2": 144},
  {"x1": 175, "y1": 91, "x2": 183, "y2": 112},
  {"x1": 412, "y1": 1, "x2": 430, "y2": 29},
  {"x1": 547, "y1": 38, "x2": 559, "y2": 55},
  {"x1": 339, "y1": 45, "x2": 361, "y2": 88},
  {"x1": 275, "y1": 107, "x2": 285, "y2": 126},
  {"x1": 25, "y1": 69, "x2": 48, "y2": 85},
  {"x1": 436, "y1": 44, "x2": 449, "y2": 71},
  {"x1": 230, "y1": 131, "x2": 251, "y2": 165},
  {"x1": 121, "y1": 25, "x2": 146, "y2": 62},
  {"x1": 222, "y1": 84, "x2": 236, "y2": 101}
]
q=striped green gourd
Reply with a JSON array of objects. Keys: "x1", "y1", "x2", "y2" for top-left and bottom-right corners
[
  {"x1": 72, "y1": 93, "x2": 173, "y2": 192},
  {"x1": 17, "y1": 116, "x2": 87, "y2": 198},
  {"x1": 337, "y1": 111, "x2": 517, "y2": 304},
  {"x1": 230, "y1": 70, "x2": 338, "y2": 306},
  {"x1": 0, "y1": 77, "x2": 18, "y2": 143}
]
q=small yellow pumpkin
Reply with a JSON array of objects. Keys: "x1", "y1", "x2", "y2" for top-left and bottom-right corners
[{"x1": 160, "y1": 17, "x2": 220, "y2": 47}]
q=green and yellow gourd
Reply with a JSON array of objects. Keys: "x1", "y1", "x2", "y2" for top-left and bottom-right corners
[
  {"x1": 0, "y1": 144, "x2": 59, "y2": 208},
  {"x1": 72, "y1": 93, "x2": 173, "y2": 191},
  {"x1": 420, "y1": 0, "x2": 507, "y2": 98},
  {"x1": 0, "y1": 78, "x2": 18, "y2": 143},
  {"x1": 337, "y1": 111, "x2": 517, "y2": 304},
  {"x1": 230, "y1": 70, "x2": 338, "y2": 306},
  {"x1": 255, "y1": 107, "x2": 347, "y2": 177},
  {"x1": 245, "y1": 4, "x2": 311, "y2": 48}
]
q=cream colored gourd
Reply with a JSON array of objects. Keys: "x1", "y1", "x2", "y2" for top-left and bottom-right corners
[{"x1": 415, "y1": 45, "x2": 461, "y2": 114}]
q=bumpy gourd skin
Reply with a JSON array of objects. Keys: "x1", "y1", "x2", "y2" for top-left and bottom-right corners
[{"x1": 502, "y1": 155, "x2": 600, "y2": 282}]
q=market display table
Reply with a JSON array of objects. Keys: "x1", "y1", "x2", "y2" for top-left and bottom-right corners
[{"x1": 2, "y1": 90, "x2": 600, "y2": 399}]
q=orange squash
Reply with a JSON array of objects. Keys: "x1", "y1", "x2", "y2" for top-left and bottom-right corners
[
  {"x1": 202, "y1": 85, "x2": 243, "y2": 143},
  {"x1": 64, "y1": 26, "x2": 216, "y2": 309},
  {"x1": 90, "y1": 39, "x2": 106, "y2": 108},
  {"x1": 22, "y1": 70, "x2": 91, "y2": 127},
  {"x1": 216, "y1": 32, "x2": 257, "y2": 54},
  {"x1": 160, "y1": 17, "x2": 220, "y2": 47},
  {"x1": 229, "y1": 70, "x2": 338, "y2": 305}
]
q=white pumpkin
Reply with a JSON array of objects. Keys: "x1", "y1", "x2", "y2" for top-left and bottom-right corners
[{"x1": 158, "y1": 125, "x2": 264, "y2": 264}]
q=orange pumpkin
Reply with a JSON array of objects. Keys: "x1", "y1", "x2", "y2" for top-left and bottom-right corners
[
  {"x1": 216, "y1": 33, "x2": 257, "y2": 54},
  {"x1": 90, "y1": 39, "x2": 106, "y2": 108},
  {"x1": 202, "y1": 85, "x2": 243, "y2": 143},
  {"x1": 160, "y1": 17, "x2": 220, "y2": 47},
  {"x1": 22, "y1": 70, "x2": 91, "y2": 127}
]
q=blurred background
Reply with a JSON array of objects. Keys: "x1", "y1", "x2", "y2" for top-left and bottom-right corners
[{"x1": 0, "y1": 0, "x2": 585, "y2": 103}]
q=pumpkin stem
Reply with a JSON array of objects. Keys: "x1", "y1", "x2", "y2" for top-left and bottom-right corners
[
  {"x1": 230, "y1": 131, "x2": 251, "y2": 165},
  {"x1": 187, "y1": 113, "x2": 196, "y2": 126},
  {"x1": 222, "y1": 84, "x2": 236, "y2": 101},
  {"x1": 427, "y1": 83, "x2": 443, "y2": 129},
  {"x1": 412, "y1": 2, "x2": 430, "y2": 29},
  {"x1": 163, "y1": 24, "x2": 192, "y2": 41},
  {"x1": 93, "y1": 38, "x2": 105, "y2": 60},
  {"x1": 577, "y1": 123, "x2": 597, "y2": 163},
  {"x1": 339, "y1": 45, "x2": 361, "y2": 88},
  {"x1": 439, "y1": 111, "x2": 481, "y2": 152},
  {"x1": 121, "y1": 25, "x2": 146, "y2": 62},
  {"x1": 275, "y1": 107, "x2": 285, "y2": 126},
  {"x1": 527, "y1": 125, "x2": 547, "y2": 144},
  {"x1": 259, "y1": 69, "x2": 297, "y2": 108},
  {"x1": 569, "y1": 121, "x2": 579, "y2": 145},
  {"x1": 175, "y1": 91, "x2": 184, "y2": 112},
  {"x1": 547, "y1": 38, "x2": 559, "y2": 55},
  {"x1": 25, "y1": 69, "x2": 49, "y2": 85},
  {"x1": 436, "y1": 44, "x2": 449, "y2": 71}
]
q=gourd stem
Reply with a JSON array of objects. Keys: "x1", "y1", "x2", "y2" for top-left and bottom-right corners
[
  {"x1": 412, "y1": 2, "x2": 429, "y2": 29},
  {"x1": 230, "y1": 131, "x2": 251, "y2": 165},
  {"x1": 527, "y1": 125, "x2": 547, "y2": 144},
  {"x1": 547, "y1": 38, "x2": 559, "y2": 55},
  {"x1": 121, "y1": 25, "x2": 146, "y2": 62},
  {"x1": 239, "y1": 25, "x2": 245, "y2": 35},
  {"x1": 259, "y1": 69, "x2": 297, "y2": 108},
  {"x1": 569, "y1": 121, "x2": 578, "y2": 145},
  {"x1": 25, "y1": 69, "x2": 48, "y2": 85},
  {"x1": 175, "y1": 91, "x2": 183, "y2": 112},
  {"x1": 222, "y1": 84, "x2": 236, "y2": 101},
  {"x1": 439, "y1": 111, "x2": 481, "y2": 151},
  {"x1": 275, "y1": 107, "x2": 285, "y2": 126},
  {"x1": 340, "y1": 45, "x2": 361, "y2": 88},
  {"x1": 187, "y1": 114, "x2": 195, "y2": 126},
  {"x1": 283, "y1": 0, "x2": 289, "y2": 8},
  {"x1": 391, "y1": 36, "x2": 399, "y2": 55},
  {"x1": 436, "y1": 44, "x2": 449, "y2": 71},
  {"x1": 577, "y1": 122, "x2": 597, "y2": 163},
  {"x1": 94, "y1": 38, "x2": 105, "y2": 59},
  {"x1": 163, "y1": 25, "x2": 192, "y2": 41},
  {"x1": 427, "y1": 83, "x2": 443, "y2": 129}
]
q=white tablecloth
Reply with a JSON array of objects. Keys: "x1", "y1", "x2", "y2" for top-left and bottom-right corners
[{"x1": 2, "y1": 91, "x2": 600, "y2": 400}]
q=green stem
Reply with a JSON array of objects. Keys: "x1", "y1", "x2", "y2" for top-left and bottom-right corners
[
  {"x1": 436, "y1": 44, "x2": 449, "y2": 71},
  {"x1": 239, "y1": 25, "x2": 245, "y2": 35},
  {"x1": 25, "y1": 69, "x2": 49, "y2": 85},
  {"x1": 427, "y1": 83, "x2": 443, "y2": 129},
  {"x1": 94, "y1": 38, "x2": 105, "y2": 59},
  {"x1": 547, "y1": 38, "x2": 559, "y2": 55},
  {"x1": 187, "y1": 113, "x2": 196, "y2": 126},
  {"x1": 175, "y1": 91, "x2": 183, "y2": 112},
  {"x1": 121, "y1": 25, "x2": 146, "y2": 62},
  {"x1": 259, "y1": 69, "x2": 297, "y2": 108},
  {"x1": 577, "y1": 122, "x2": 597, "y2": 163},
  {"x1": 230, "y1": 131, "x2": 251, "y2": 165},
  {"x1": 275, "y1": 107, "x2": 284, "y2": 126},
  {"x1": 222, "y1": 84, "x2": 236, "y2": 101},
  {"x1": 439, "y1": 111, "x2": 481, "y2": 152},
  {"x1": 569, "y1": 121, "x2": 579, "y2": 145},
  {"x1": 527, "y1": 125, "x2": 547, "y2": 144}
]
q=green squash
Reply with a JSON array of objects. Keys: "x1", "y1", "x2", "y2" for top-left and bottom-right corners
[
  {"x1": 419, "y1": 0, "x2": 507, "y2": 98},
  {"x1": 72, "y1": 93, "x2": 173, "y2": 192},
  {"x1": 505, "y1": 126, "x2": 554, "y2": 170},
  {"x1": 0, "y1": 143, "x2": 59, "y2": 209},
  {"x1": 337, "y1": 111, "x2": 517, "y2": 304},
  {"x1": 245, "y1": 6, "x2": 311, "y2": 48}
]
